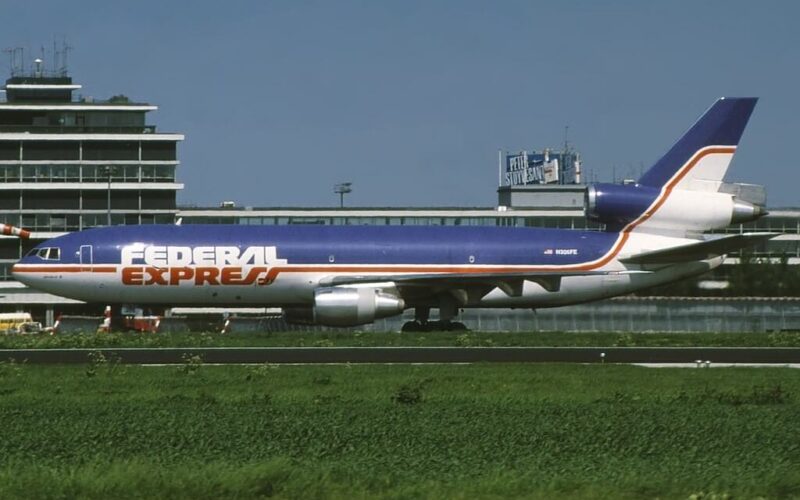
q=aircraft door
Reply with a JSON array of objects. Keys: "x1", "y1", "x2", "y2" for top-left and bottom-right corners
[{"x1": 80, "y1": 245, "x2": 93, "y2": 270}]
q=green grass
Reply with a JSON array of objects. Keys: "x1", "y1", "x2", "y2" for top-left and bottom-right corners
[
  {"x1": 2, "y1": 329, "x2": 800, "y2": 349},
  {"x1": 0, "y1": 362, "x2": 799, "y2": 498}
]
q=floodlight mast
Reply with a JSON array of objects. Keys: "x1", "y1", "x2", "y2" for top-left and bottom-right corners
[{"x1": 334, "y1": 182, "x2": 352, "y2": 208}]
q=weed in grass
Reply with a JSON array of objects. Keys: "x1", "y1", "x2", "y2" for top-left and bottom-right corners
[
  {"x1": 176, "y1": 353, "x2": 204, "y2": 375},
  {"x1": 85, "y1": 350, "x2": 123, "y2": 379},
  {"x1": 245, "y1": 362, "x2": 279, "y2": 381},
  {"x1": 392, "y1": 378, "x2": 433, "y2": 405},
  {"x1": 0, "y1": 359, "x2": 22, "y2": 379},
  {"x1": 313, "y1": 394, "x2": 342, "y2": 405},
  {"x1": 766, "y1": 330, "x2": 800, "y2": 347},
  {"x1": 613, "y1": 332, "x2": 636, "y2": 346},
  {"x1": 702, "y1": 384, "x2": 788, "y2": 406},
  {"x1": 455, "y1": 333, "x2": 495, "y2": 347},
  {"x1": 688, "y1": 492, "x2": 733, "y2": 500},
  {"x1": 249, "y1": 393, "x2": 272, "y2": 405},
  {"x1": 392, "y1": 384, "x2": 422, "y2": 405},
  {"x1": 312, "y1": 374, "x2": 332, "y2": 386}
]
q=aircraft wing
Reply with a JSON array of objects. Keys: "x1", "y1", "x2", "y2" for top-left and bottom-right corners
[
  {"x1": 619, "y1": 232, "x2": 780, "y2": 265},
  {"x1": 320, "y1": 270, "x2": 644, "y2": 295}
]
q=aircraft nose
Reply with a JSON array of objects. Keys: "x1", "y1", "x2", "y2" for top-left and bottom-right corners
[{"x1": 11, "y1": 262, "x2": 38, "y2": 288}]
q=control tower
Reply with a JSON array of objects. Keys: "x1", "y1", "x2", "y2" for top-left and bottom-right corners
[{"x1": 0, "y1": 44, "x2": 184, "y2": 319}]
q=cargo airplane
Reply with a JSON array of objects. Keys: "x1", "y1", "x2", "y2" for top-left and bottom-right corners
[{"x1": 11, "y1": 97, "x2": 774, "y2": 330}]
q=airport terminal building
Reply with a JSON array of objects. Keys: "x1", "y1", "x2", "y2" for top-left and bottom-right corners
[{"x1": 0, "y1": 61, "x2": 798, "y2": 323}]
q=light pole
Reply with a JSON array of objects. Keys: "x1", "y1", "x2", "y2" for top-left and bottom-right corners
[
  {"x1": 334, "y1": 182, "x2": 352, "y2": 208},
  {"x1": 102, "y1": 165, "x2": 114, "y2": 226}
]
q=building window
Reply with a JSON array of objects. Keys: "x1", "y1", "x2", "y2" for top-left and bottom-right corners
[
  {"x1": 82, "y1": 141, "x2": 138, "y2": 161},
  {"x1": 0, "y1": 142, "x2": 20, "y2": 161},
  {"x1": 0, "y1": 165, "x2": 20, "y2": 182},
  {"x1": 22, "y1": 190, "x2": 80, "y2": 210},
  {"x1": 22, "y1": 141, "x2": 80, "y2": 161},
  {"x1": 81, "y1": 214, "x2": 105, "y2": 229},
  {"x1": 141, "y1": 165, "x2": 175, "y2": 182},
  {"x1": 0, "y1": 240, "x2": 19, "y2": 259},
  {"x1": 0, "y1": 263, "x2": 12, "y2": 281},
  {"x1": 111, "y1": 191, "x2": 139, "y2": 210},
  {"x1": 141, "y1": 142, "x2": 176, "y2": 161},
  {"x1": 82, "y1": 191, "x2": 110, "y2": 209},
  {"x1": 22, "y1": 165, "x2": 47, "y2": 182},
  {"x1": 141, "y1": 191, "x2": 176, "y2": 209},
  {"x1": 0, "y1": 214, "x2": 19, "y2": 226},
  {"x1": 65, "y1": 165, "x2": 80, "y2": 182},
  {"x1": 81, "y1": 165, "x2": 105, "y2": 182},
  {"x1": 154, "y1": 214, "x2": 176, "y2": 224},
  {"x1": 17, "y1": 164, "x2": 80, "y2": 182},
  {"x1": 123, "y1": 165, "x2": 140, "y2": 182}
]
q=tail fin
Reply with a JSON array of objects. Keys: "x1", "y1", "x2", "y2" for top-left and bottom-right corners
[
  {"x1": 586, "y1": 98, "x2": 763, "y2": 236},
  {"x1": 637, "y1": 97, "x2": 757, "y2": 191}
]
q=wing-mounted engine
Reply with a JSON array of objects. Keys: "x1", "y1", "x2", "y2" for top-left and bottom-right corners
[
  {"x1": 585, "y1": 182, "x2": 767, "y2": 233},
  {"x1": 284, "y1": 286, "x2": 405, "y2": 327}
]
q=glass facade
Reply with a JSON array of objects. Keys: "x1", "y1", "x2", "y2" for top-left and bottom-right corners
[
  {"x1": 0, "y1": 163, "x2": 175, "y2": 183},
  {"x1": 181, "y1": 213, "x2": 597, "y2": 230}
]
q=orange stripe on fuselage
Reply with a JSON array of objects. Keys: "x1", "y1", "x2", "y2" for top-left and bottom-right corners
[{"x1": 12, "y1": 265, "x2": 117, "y2": 273}]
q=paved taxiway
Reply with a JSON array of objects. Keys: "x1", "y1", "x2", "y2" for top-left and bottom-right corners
[{"x1": 1, "y1": 347, "x2": 799, "y2": 364}]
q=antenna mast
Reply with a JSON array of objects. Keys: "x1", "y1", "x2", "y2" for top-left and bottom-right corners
[{"x1": 3, "y1": 47, "x2": 24, "y2": 76}]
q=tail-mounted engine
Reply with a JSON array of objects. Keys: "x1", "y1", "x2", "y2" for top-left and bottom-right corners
[
  {"x1": 284, "y1": 286, "x2": 405, "y2": 327},
  {"x1": 584, "y1": 183, "x2": 657, "y2": 227}
]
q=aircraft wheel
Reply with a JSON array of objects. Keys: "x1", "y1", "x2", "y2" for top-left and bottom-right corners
[{"x1": 401, "y1": 320, "x2": 428, "y2": 333}]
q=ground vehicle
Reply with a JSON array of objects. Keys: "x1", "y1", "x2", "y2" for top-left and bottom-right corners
[{"x1": 0, "y1": 313, "x2": 42, "y2": 334}]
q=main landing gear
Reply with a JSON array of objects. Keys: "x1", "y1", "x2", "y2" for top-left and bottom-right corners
[{"x1": 400, "y1": 306, "x2": 469, "y2": 332}]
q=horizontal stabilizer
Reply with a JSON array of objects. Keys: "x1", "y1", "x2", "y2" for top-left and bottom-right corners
[{"x1": 620, "y1": 233, "x2": 779, "y2": 265}]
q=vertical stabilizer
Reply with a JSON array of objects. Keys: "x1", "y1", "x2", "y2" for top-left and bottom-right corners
[
  {"x1": 637, "y1": 97, "x2": 757, "y2": 191},
  {"x1": 587, "y1": 98, "x2": 763, "y2": 236}
]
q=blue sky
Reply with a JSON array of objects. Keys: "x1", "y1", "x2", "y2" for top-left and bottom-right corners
[{"x1": 3, "y1": 1, "x2": 798, "y2": 207}]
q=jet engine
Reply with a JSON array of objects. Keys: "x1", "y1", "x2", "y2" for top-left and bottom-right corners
[
  {"x1": 584, "y1": 183, "x2": 658, "y2": 227},
  {"x1": 585, "y1": 182, "x2": 767, "y2": 232},
  {"x1": 283, "y1": 287, "x2": 405, "y2": 327}
]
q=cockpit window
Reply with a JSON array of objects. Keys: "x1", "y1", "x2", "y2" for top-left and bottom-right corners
[{"x1": 31, "y1": 247, "x2": 61, "y2": 261}]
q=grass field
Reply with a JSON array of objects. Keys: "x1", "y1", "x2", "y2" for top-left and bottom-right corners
[
  {"x1": 1, "y1": 361, "x2": 799, "y2": 498},
  {"x1": 1, "y1": 329, "x2": 800, "y2": 349}
]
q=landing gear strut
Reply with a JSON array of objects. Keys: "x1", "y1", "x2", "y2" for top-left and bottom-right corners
[{"x1": 401, "y1": 306, "x2": 468, "y2": 332}]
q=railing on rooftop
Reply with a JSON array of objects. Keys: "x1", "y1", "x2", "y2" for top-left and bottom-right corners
[
  {"x1": 0, "y1": 125, "x2": 156, "y2": 134},
  {"x1": 0, "y1": 95, "x2": 151, "y2": 107}
]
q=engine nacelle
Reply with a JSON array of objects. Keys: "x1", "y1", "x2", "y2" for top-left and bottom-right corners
[
  {"x1": 283, "y1": 287, "x2": 405, "y2": 327},
  {"x1": 585, "y1": 183, "x2": 658, "y2": 227},
  {"x1": 585, "y1": 182, "x2": 766, "y2": 232}
]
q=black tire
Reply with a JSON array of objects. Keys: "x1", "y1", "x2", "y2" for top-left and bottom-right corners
[
  {"x1": 401, "y1": 321, "x2": 428, "y2": 333},
  {"x1": 448, "y1": 322, "x2": 468, "y2": 332}
]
